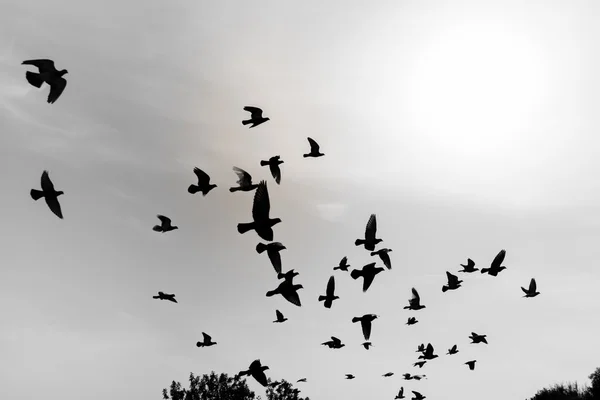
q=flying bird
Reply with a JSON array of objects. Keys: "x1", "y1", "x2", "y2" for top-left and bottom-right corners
[
  {"x1": 345, "y1": 374, "x2": 355, "y2": 380},
  {"x1": 350, "y1": 262, "x2": 385, "y2": 292},
  {"x1": 230, "y1": 166, "x2": 259, "y2": 192},
  {"x1": 469, "y1": 332, "x2": 488, "y2": 344},
  {"x1": 153, "y1": 215, "x2": 178, "y2": 233},
  {"x1": 459, "y1": 258, "x2": 478, "y2": 273},
  {"x1": 242, "y1": 106, "x2": 270, "y2": 128},
  {"x1": 30, "y1": 170, "x2": 64, "y2": 219},
  {"x1": 481, "y1": 249, "x2": 507, "y2": 276},
  {"x1": 273, "y1": 309, "x2": 287, "y2": 323},
  {"x1": 237, "y1": 180, "x2": 282, "y2": 241},
  {"x1": 322, "y1": 336, "x2": 345, "y2": 349},
  {"x1": 361, "y1": 342, "x2": 372, "y2": 350},
  {"x1": 395, "y1": 387, "x2": 405, "y2": 399},
  {"x1": 406, "y1": 317, "x2": 418, "y2": 326},
  {"x1": 187, "y1": 167, "x2": 217, "y2": 195},
  {"x1": 318, "y1": 276, "x2": 339, "y2": 308},
  {"x1": 402, "y1": 373, "x2": 414, "y2": 380},
  {"x1": 404, "y1": 288, "x2": 426, "y2": 310},
  {"x1": 277, "y1": 269, "x2": 299, "y2": 283},
  {"x1": 260, "y1": 156, "x2": 284, "y2": 185},
  {"x1": 303, "y1": 137, "x2": 324, "y2": 158},
  {"x1": 153, "y1": 291, "x2": 177, "y2": 303},
  {"x1": 383, "y1": 372, "x2": 394, "y2": 377},
  {"x1": 334, "y1": 256, "x2": 350, "y2": 271},
  {"x1": 266, "y1": 279, "x2": 303, "y2": 307},
  {"x1": 447, "y1": 345, "x2": 458, "y2": 355},
  {"x1": 22, "y1": 59, "x2": 68, "y2": 103},
  {"x1": 522, "y1": 278, "x2": 540, "y2": 298},
  {"x1": 371, "y1": 248, "x2": 393, "y2": 269},
  {"x1": 418, "y1": 343, "x2": 438, "y2": 361},
  {"x1": 237, "y1": 359, "x2": 270, "y2": 387},
  {"x1": 355, "y1": 214, "x2": 382, "y2": 251},
  {"x1": 412, "y1": 391, "x2": 426, "y2": 400},
  {"x1": 416, "y1": 344, "x2": 425, "y2": 353},
  {"x1": 442, "y1": 271, "x2": 463, "y2": 292},
  {"x1": 465, "y1": 360, "x2": 477, "y2": 370},
  {"x1": 256, "y1": 242, "x2": 286, "y2": 274},
  {"x1": 296, "y1": 378, "x2": 307, "y2": 383},
  {"x1": 196, "y1": 332, "x2": 217, "y2": 347},
  {"x1": 352, "y1": 314, "x2": 378, "y2": 341}
]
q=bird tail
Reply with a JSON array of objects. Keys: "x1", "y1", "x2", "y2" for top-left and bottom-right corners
[
  {"x1": 152, "y1": 225, "x2": 163, "y2": 232},
  {"x1": 196, "y1": 343, "x2": 205, "y2": 347},
  {"x1": 237, "y1": 222, "x2": 254, "y2": 234},
  {"x1": 355, "y1": 239, "x2": 365, "y2": 246},
  {"x1": 242, "y1": 119, "x2": 252, "y2": 125},
  {"x1": 256, "y1": 243, "x2": 267, "y2": 254},
  {"x1": 303, "y1": 154, "x2": 310, "y2": 158},
  {"x1": 152, "y1": 296, "x2": 160, "y2": 299},
  {"x1": 480, "y1": 268, "x2": 489, "y2": 274},
  {"x1": 442, "y1": 286, "x2": 448, "y2": 293},
  {"x1": 188, "y1": 185, "x2": 200, "y2": 194},
  {"x1": 350, "y1": 269, "x2": 362, "y2": 280},
  {"x1": 260, "y1": 160, "x2": 269, "y2": 166},
  {"x1": 266, "y1": 289, "x2": 278, "y2": 297},
  {"x1": 25, "y1": 71, "x2": 44, "y2": 88},
  {"x1": 333, "y1": 266, "x2": 340, "y2": 271},
  {"x1": 318, "y1": 295, "x2": 326, "y2": 302},
  {"x1": 30, "y1": 189, "x2": 44, "y2": 201},
  {"x1": 229, "y1": 187, "x2": 240, "y2": 192}
]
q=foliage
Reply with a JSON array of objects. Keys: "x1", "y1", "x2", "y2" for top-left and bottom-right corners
[
  {"x1": 266, "y1": 379, "x2": 310, "y2": 400},
  {"x1": 529, "y1": 367, "x2": 600, "y2": 400}
]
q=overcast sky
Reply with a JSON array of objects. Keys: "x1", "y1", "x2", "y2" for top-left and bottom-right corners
[{"x1": 1, "y1": 1, "x2": 600, "y2": 399}]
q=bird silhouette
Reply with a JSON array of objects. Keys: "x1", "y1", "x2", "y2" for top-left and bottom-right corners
[
  {"x1": 458, "y1": 258, "x2": 478, "y2": 273},
  {"x1": 371, "y1": 248, "x2": 393, "y2": 269},
  {"x1": 334, "y1": 256, "x2": 350, "y2": 271},
  {"x1": 256, "y1": 242, "x2": 286, "y2": 274},
  {"x1": 469, "y1": 332, "x2": 488, "y2": 344},
  {"x1": 273, "y1": 309, "x2": 287, "y2": 323},
  {"x1": 522, "y1": 278, "x2": 540, "y2": 298},
  {"x1": 237, "y1": 359, "x2": 270, "y2": 387},
  {"x1": 322, "y1": 336, "x2": 345, "y2": 349},
  {"x1": 277, "y1": 269, "x2": 299, "y2": 283},
  {"x1": 30, "y1": 170, "x2": 64, "y2": 219},
  {"x1": 242, "y1": 106, "x2": 270, "y2": 128},
  {"x1": 395, "y1": 387, "x2": 405, "y2": 399},
  {"x1": 352, "y1": 314, "x2": 378, "y2": 341},
  {"x1": 416, "y1": 344, "x2": 425, "y2": 353},
  {"x1": 296, "y1": 378, "x2": 307, "y2": 383},
  {"x1": 412, "y1": 391, "x2": 426, "y2": 400},
  {"x1": 345, "y1": 374, "x2": 355, "y2": 379},
  {"x1": 153, "y1": 215, "x2": 178, "y2": 233},
  {"x1": 350, "y1": 262, "x2": 385, "y2": 292},
  {"x1": 237, "y1": 180, "x2": 282, "y2": 241},
  {"x1": 406, "y1": 317, "x2": 418, "y2": 326},
  {"x1": 418, "y1": 343, "x2": 438, "y2": 360},
  {"x1": 187, "y1": 167, "x2": 217, "y2": 195},
  {"x1": 303, "y1": 137, "x2": 324, "y2": 158},
  {"x1": 404, "y1": 288, "x2": 426, "y2": 310},
  {"x1": 22, "y1": 59, "x2": 68, "y2": 103},
  {"x1": 442, "y1": 271, "x2": 463, "y2": 292},
  {"x1": 361, "y1": 342, "x2": 372, "y2": 350},
  {"x1": 465, "y1": 360, "x2": 477, "y2": 370},
  {"x1": 318, "y1": 276, "x2": 339, "y2": 309},
  {"x1": 153, "y1": 291, "x2": 177, "y2": 303},
  {"x1": 266, "y1": 279, "x2": 303, "y2": 307},
  {"x1": 402, "y1": 373, "x2": 414, "y2": 380},
  {"x1": 355, "y1": 214, "x2": 382, "y2": 251},
  {"x1": 481, "y1": 249, "x2": 507, "y2": 276},
  {"x1": 383, "y1": 372, "x2": 394, "y2": 377},
  {"x1": 230, "y1": 166, "x2": 258, "y2": 192},
  {"x1": 447, "y1": 344, "x2": 459, "y2": 355},
  {"x1": 196, "y1": 332, "x2": 217, "y2": 347},
  {"x1": 260, "y1": 156, "x2": 284, "y2": 185},
  {"x1": 414, "y1": 361, "x2": 427, "y2": 368}
]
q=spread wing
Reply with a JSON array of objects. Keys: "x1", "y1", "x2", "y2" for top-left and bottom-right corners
[
  {"x1": 331, "y1": 336, "x2": 341, "y2": 345},
  {"x1": 47, "y1": 77, "x2": 67, "y2": 104},
  {"x1": 281, "y1": 282, "x2": 301, "y2": 307},
  {"x1": 157, "y1": 215, "x2": 171, "y2": 225},
  {"x1": 253, "y1": 369, "x2": 268, "y2": 387},
  {"x1": 252, "y1": 181, "x2": 270, "y2": 222},
  {"x1": 362, "y1": 273, "x2": 376, "y2": 292},
  {"x1": 365, "y1": 214, "x2": 377, "y2": 241},
  {"x1": 326, "y1": 275, "x2": 335, "y2": 296},
  {"x1": 267, "y1": 249, "x2": 282, "y2": 274},
  {"x1": 411, "y1": 287, "x2": 420, "y2": 305},
  {"x1": 45, "y1": 196, "x2": 63, "y2": 219},
  {"x1": 446, "y1": 271, "x2": 458, "y2": 284},
  {"x1": 22, "y1": 59, "x2": 56, "y2": 73},
  {"x1": 40, "y1": 170, "x2": 55, "y2": 192},
  {"x1": 275, "y1": 309, "x2": 284, "y2": 320},
  {"x1": 340, "y1": 256, "x2": 347, "y2": 266},
  {"x1": 529, "y1": 278, "x2": 536, "y2": 292},
  {"x1": 361, "y1": 320, "x2": 372, "y2": 341},
  {"x1": 491, "y1": 249, "x2": 506, "y2": 269},
  {"x1": 380, "y1": 251, "x2": 391, "y2": 269},
  {"x1": 202, "y1": 332, "x2": 211, "y2": 342},
  {"x1": 249, "y1": 359, "x2": 261, "y2": 370},
  {"x1": 269, "y1": 163, "x2": 281, "y2": 184},
  {"x1": 193, "y1": 167, "x2": 210, "y2": 185},
  {"x1": 233, "y1": 166, "x2": 252, "y2": 186},
  {"x1": 244, "y1": 106, "x2": 263, "y2": 118},
  {"x1": 307, "y1": 137, "x2": 320, "y2": 153}
]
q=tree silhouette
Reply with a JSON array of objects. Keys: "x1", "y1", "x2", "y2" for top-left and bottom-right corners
[
  {"x1": 266, "y1": 379, "x2": 310, "y2": 400},
  {"x1": 528, "y1": 367, "x2": 599, "y2": 400},
  {"x1": 586, "y1": 367, "x2": 600, "y2": 399}
]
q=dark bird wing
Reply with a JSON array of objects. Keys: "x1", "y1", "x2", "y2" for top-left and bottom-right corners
[
  {"x1": 326, "y1": 275, "x2": 335, "y2": 297},
  {"x1": 267, "y1": 249, "x2": 282, "y2": 274},
  {"x1": 157, "y1": 215, "x2": 171, "y2": 225},
  {"x1": 45, "y1": 196, "x2": 63, "y2": 219},
  {"x1": 529, "y1": 278, "x2": 536, "y2": 292},
  {"x1": 307, "y1": 137, "x2": 320, "y2": 153},
  {"x1": 252, "y1": 181, "x2": 270, "y2": 222},
  {"x1": 233, "y1": 166, "x2": 252, "y2": 186},
  {"x1": 269, "y1": 163, "x2": 281, "y2": 184},
  {"x1": 361, "y1": 320, "x2": 372, "y2": 341},
  {"x1": 193, "y1": 167, "x2": 211, "y2": 185},
  {"x1": 253, "y1": 369, "x2": 268, "y2": 387},
  {"x1": 275, "y1": 310, "x2": 284, "y2": 320},
  {"x1": 202, "y1": 332, "x2": 211, "y2": 343},
  {"x1": 380, "y1": 251, "x2": 391, "y2": 269},
  {"x1": 281, "y1": 282, "x2": 301, "y2": 307},
  {"x1": 446, "y1": 271, "x2": 458, "y2": 285},
  {"x1": 362, "y1": 273, "x2": 376, "y2": 292},
  {"x1": 22, "y1": 59, "x2": 56, "y2": 73},
  {"x1": 411, "y1": 287, "x2": 420, "y2": 305},
  {"x1": 340, "y1": 256, "x2": 347, "y2": 266},
  {"x1": 491, "y1": 249, "x2": 506, "y2": 269},
  {"x1": 40, "y1": 170, "x2": 55, "y2": 192},
  {"x1": 47, "y1": 77, "x2": 67, "y2": 104},
  {"x1": 365, "y1": 214, "x2": 377, "y2": 241},
  {"x1": 244, "y1": 106, "x2": 263, "y2": 118},
  {"x1": 331, "y1": 336, "x2": 341, "y2": 346}
]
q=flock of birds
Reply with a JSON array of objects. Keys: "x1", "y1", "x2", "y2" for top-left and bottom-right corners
[{"x1": 21, "y1": 58, "x2": 542, "y2": 400}]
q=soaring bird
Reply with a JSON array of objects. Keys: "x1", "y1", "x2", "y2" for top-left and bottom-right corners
[
  {"x1": 413, "y1": 361, "x2": 426, "y2": 368},
  {"x1": 345, "y1": 374, "x2": 355, "y2": 379},
  {"x1": 406, "y1": 317, "x2": 418, "y2": 326},
  {"x1": 404, "y1": 288, "x2": 426, "y2": 311},
  {"x1": 481, "y1": 249, "x2": 507, "y2": 276},
  {"x1": 296, "y1": 378, "x2": 307, "y2": 383},
  {"x1": 447, "y1": 344, "x2": 459, "y2": 355},
  {"x1": 383, "y1": 372, "x2": 394, "y2": 377},
  {"x1": 361, "y1": 342, "x2": 372, "y2": 350},
  {"x1": 395, "y1": 387, "x2": 405, "y2": 399},
  {"x1": 350, "y1": 262, "x2": 385, "y2": 292},
  {"x1": 334, "y1": 256, "x2": 350, "y2": 271},
  {"x1": 277, "y1": 269, "x2": 299, "y2": 283},
  {"x1": 237, "y1": 359, "x2": 270, "y2": 387},
  {"x1": 196, "y1": 332, "x2": 217, "y2": 347},
  {"x1": 418, "y1": 343, "x2": 438, "y2": 361},
  {"x1": 355, "y1": 214, "x2": 383, "y2": 251},
  {"x1": 22, "y1": 59, "x2": 68, "y2": 103},
  {"x1": 469, "y1": 332, "x2": 488, "y2": 344},
  {"x1": 153, "y1": 291, "x2": 177, "y2": 303},
  {"x1": 273, "y1": 309, "x2": 287, "y2": 323},
  {"x1": 352, "y1": 314, "x2": 378, "y2": 341},
  {"x1": 412, "y1": 391, "x2": 426, "y2": 400},
  {"x1": 242, "y1": 106, "x2": 270, "y2": 128},
  {"x1": 230, "y1": 166, "x2": 258, "y2": 192},
  {"x1": 30, "y1": 170, "x2": 64, "y2": 219},
  {"x1": 187, "y1": 167, "x2": 217, "y2": 195},
  {"x1": 522, "y1": 278, "x2": 540, "y2": 298},
  {"x1": 322, "y1": 336, "x2": 345, "y2": 349},
  {"x1": 303, "y1": 137, "x2": 324, "y2": 158},
  {"x1": 237, "y1": 180, "x2": 282, "y2": 241},
  {"x1": 465, "y1": 360, "x2": 477, "y2": 370},
  {"x1": 318, "y1": 276, "x2": 339, "y2": 308},
  {"x1": 256, "y1": 242, "x2": 286, "y2": 274},
  {"x1": 266, "y1": 279, "x2": 303, "y2": 307},
  {"x1": 459, "y1": 258, "x2": 478, "y2": 273},
  {"x1": 260, "y1": 156, "x2": 284, "y2": 184},
  {"x1": 153, "y1": 215, "x2": 178, "y2": 233},
  {"x1": 371, "y1": 248, "x2": 393, "y2": 269},
  {"x1": 442, "y1": 271, "x2": 463, "y2": 292}
]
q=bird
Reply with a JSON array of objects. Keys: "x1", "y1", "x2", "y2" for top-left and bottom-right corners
[
  {"x1": 402, "y1": 373, "x2": 414, "y2": 380},
  {"x1": 334, "y1": 256, "x2": 350, "y2": 271},
  {"x1": 152, "y1": 291, "x2": 177, "y2": 303},
  {"x1": 412, "y1": 391, "x2": 426, "y2": 400},
  {"x1": 418, "y1": 343, "x2": 438, "y2": 361},
  {"x1": 459, "y1": 258, "x2": 478, "y2": 273},
  {"x1": 296, "y1": 378, "x2": 307, "y2": 383},
  {"x1": 522, "y1": 278, "x2": 540, "y2": 298},
  {"x1": 303, "y1": 137, "x2": 324, "y2": 158},
  {"x1": 237, "y1": 180, "x2": 282, "y2": 241},
  {"x1": 260, "y1": 156, "x2": 284, "y2": 184},
  {"x1": 352, "y1": 314, "x2": 378, "y2": 341},
  {"x1": 196, "y1": 332, "x2": 217, "y2": 347},
  {"x1": 442, "y1": 271, "x2": 463, "y2": 292},
  {"x1": 30, "y1": 170, "x2": 64, "y2": 219},
  {"x1": 355, "y1": 214, "x2": 383, "y2": 251},
  {"x1": 447, "y1": 344, "x2": 459, "y2": 355},
  {"x1": 256, "y1": 242, "x2": 286, "y2": 274},
  {"x1": 469, "y1": 332, "x2": 488, "y2": 344},
  {"x1": 413, "y1": 361, "x2": 426, "y2": 368},
  {"x1": 266, "y1": 279, "x2": 303, "y2": 307},
  {"x1": 273, "y1": 310, "x2": 287, "y2": 323},
  {"x1": 318, "y1": 276, "x2": 339, "y2": 308},
  {"x1": 153, "y1": 215, "x2": 178, "y2": 233},
  {"x1": 21, "y1": 59, "x2": 68, "y2": 103},
  {"x1": 395, "y1": 387, "x2": 405, "y2": 399},
  {"x1": 237, "y1": 359, "x2": 270, "y2": 387},
  {"x1": 350, "y1": 262, "x2": 385, "y2": 292},
  {"x1": 416, "y1": 344, "x2": 425, "y2": 353},
  {"x1": 322, "y1": 336, "x2": 345, "y2": 349},
  {"x1": 465, "y1": 360, "x2": 477, "y2": 370},
  {"x1": 230, "y1": 166, "x2": 259, "y2": 192},
  {"x1": 345, "y1": 374, "x2": 355, "y2": 380},
  {"x1": 481, "y1": 249, "x2": 507, "y2": 276},
  {"x1": 371, "y1": 248, "x2": 393, "y2": 269},
  {"x1": 187, "y1": 167, "x2": 217, "y2": 195},
  {"x1": 406, "y1": 317, "x2": 418, "y2": 326},
  {"x1": 242, "y1": 106, "x2": 270, "y2": 128},
  {"x1": 277, "y1": 269, "x2": 299, "y2": 283},
  {"x1": 404, "y1": 288, "x2": 426, "y2": 310},
  {"x1": 361, "y1": 342, "x2": 372, "y2": 350},
  {"x1": 383, "y1": 372, "x2": 394, "y2": 377}
]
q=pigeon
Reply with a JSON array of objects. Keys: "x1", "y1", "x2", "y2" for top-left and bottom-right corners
[
  {"x1": 355, "y1": 214, "x2": 383, "y2": 251},
  {"x1": 260, "y1": 156, "x2": 284, "y2": 185},
  {"x1": 447, "y1": 344, "x2": 458, "y2": 355},
  {"x1": 318, "y1": 276, "x2": 339, "y2": 308},
  {"x1": 237, "y1": 180, "x2": 282, "y2": 241},
  {"x1": 458, "y1": 258, "x2": 478, "y2": 273},
  {"x1": 395, "y1": 387, "x2": 405, "y2": 399},
  {"x1": 187, "y1": 167, "x2": 217, "y2": 195},
  {"x1": 303, "y1": 137, "x2": 324, "y2": 158},
  {"x1": 345, "y1": 374, "x2": 355, "y2": 379},
  {"x1": 153, "y1": 291, "x2": 177, "y2": 303},
  {"x1": 237, "y1": 359, "x2": 270, "y2": 387},
  {"x1": 322, "y1": 336, "x2": 345, "y2": 349},
  {"x1": 402, "y1": 373, "x2": 414, "y2": 380},
  {"x1": 522, "y1": 278, "x2": 540, "y2": 298},
  {"x1": 352, "y1": 314, "x2": 378, "y2": 341},
  {"x1": 296, "y1": 378, "x2": 307, "y2": 383},
  {"x1": 371, "y1": 248, "x2": 392, "y2": 269},
  {"x1": 465, "y1": 360, "x2": 477, "y2": 370},
  {"x1": 418, "y1": 344, "x2": 438, "y2": 360},
  {"x1": 196, "y1": 332, "x2": 217, "y2": 347},
  {"x1": 273, "y1": 310, "x2": 287, "y2": 323},
  {"x1": 361, "y1": 342, "x2": 372, "y2": 350},
  {"x1": 413, "y1": 361, "x2": 426, "y2": 368},
  {"x1": 412, "y1": 391, "x2": 426, "y2": 400},
  {"x1": 30, "y1": 170, "x2": 64, "y2": 219},
  {"x1": 153, "y1": 215, "x2": 178, "y2": 233},
  {"x1": 334, "y1": 256, "x2": 350, "y2": 271},
  {"x1": 416, "y1": 344, "x2": 425, "y2": 353},
  {"x1": 442, "y1": 271, "x2": 463, "y2": 292},
  {"x1": 383, "y1": 372, "x2": 394, "y2": 377},
  {"x1": 406, "y1": 317, "x2": 418, "y2": 326},
  {"x1": 277, "y1": 269, "x2": 299, "y2": 283},
  {"x1": 242, "y1": 106, "x2": 270, "y2": 128},
  {"x1": 481, "y1": 249, "x2": 507, "y2": 276},
  {"x1": 266, "y1": 279, "x2": 303, "y2": 307},
  {"x1": 469, "y1": 332, "x2": 488, "y2": 344},
  {"x1": 404, "y1": 288, "x2": 426, "y2": 311},
  {"x1": 22, "y1": 59, "x2": 68, "y2": 103},
  {"x1": 256, "y1": 242, "x2": 286, "y2": 274},
  {"x1": 230, "y1": 166, "x2": 259, "y2": 192},
  {"x1": 350, "y1": 262, "x2": 385, "y2": 292}
]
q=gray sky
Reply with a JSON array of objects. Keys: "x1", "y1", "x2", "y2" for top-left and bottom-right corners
[{"x1": 1, "y1": 1, "x2": 600, "y2": 399}]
